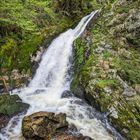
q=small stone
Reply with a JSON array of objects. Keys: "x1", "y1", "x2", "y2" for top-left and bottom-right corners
[
  {"x1": 122, "y1": 128, "x2": 129, "y2": 134},
  {"x1": 104, "y1": 87, "x2": 112, "y2": 94},
  {"x1": 95, "y1": 47, "x2": 105, "y2": 54},
  {"x1": 135, "y1": 84, "x2": 140, "y2": 94},
  {"x1": 109, "y1": 107, "x2": 118, "y2": 119},
  {"x1": 122, "y1": 87, "x2": 136, "y2": 97}
]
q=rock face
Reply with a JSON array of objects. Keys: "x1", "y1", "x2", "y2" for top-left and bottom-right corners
[
  {"x1": 71, "y1": 0, "x2": 140, "y2": 140},
  {"x1": 0, "y1": 94, "x2": 29, "y2": 130},
  {"x1": 22, "y1": 112, "x2": 68, "y2": 140}
]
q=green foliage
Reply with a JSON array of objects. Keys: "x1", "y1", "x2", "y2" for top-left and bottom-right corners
[
  {"x1": 17, "y1": 34, "x2": 43, "y2": 71},
  {"x1": 0, "y1": 0, "x2": 73, "y2": 75},
  {"x1": 74, "y1": 38, "x2": 85, "y2": 65},
  {"x1": 0, "y1": 38, "x2": 17, "y2": 69}
]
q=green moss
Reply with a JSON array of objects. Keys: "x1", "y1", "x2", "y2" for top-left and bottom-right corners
[
  {"x1": 113, "y1": 54, "x2": 140, "y2": 84},
  {"x1": 0, "y1": 38, "x2": 17, "y2": 69},
  {"x1": 103, "y1": 51, "x2": 112, "y2": 59},
  {"x1": 0, "y1": 94, "x2": 29, "y2": 116},
  {"x1": 115, "y1": 1, "x2": 139, "y2": 14},
  {"x1": 17, "y1": 34, "x2": 43, "y2": 71},
  {"x1": 96, "y1": 79, "x2": 118, "y2": 89},
  {"x1": 0, "y1": 0, "x2": 74, "y2": 77},
  {"x1": 126, "y1": 34, "x2": 140, "y2": 47},
  {"x1": 110, "y1": 102, "x2": 140, "y2": 140},
  {"x1": 74, "y1": 38, "x2": 85, "y2": 65},
  {"x1": 97, "y1": 93, "x2": 112, "y2": 112}
]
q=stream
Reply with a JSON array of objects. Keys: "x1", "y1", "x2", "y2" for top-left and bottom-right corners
[{"x1": 0, "y1": 11, "x2": 124, "y2": 140}]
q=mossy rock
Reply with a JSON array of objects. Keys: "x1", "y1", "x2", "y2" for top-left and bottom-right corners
[
  {"x1": 0, "y1": 94, "x2": 29, "y2": 116},
  {"x1": 109, "y1": 96, "x2": 140, "y2": 140}
]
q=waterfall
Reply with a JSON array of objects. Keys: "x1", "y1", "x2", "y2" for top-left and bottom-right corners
[{"x1": 0, "y1": 11, "x2": 122, "y2": 140}]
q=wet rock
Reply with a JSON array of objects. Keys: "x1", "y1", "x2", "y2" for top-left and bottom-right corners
[
  {"x1": 62, "y1": 90, "x2": 73, "y2": 98},
  {"x1": 22, "y1": 112, "x2": 68, "y2": 140},
  {"x1": 0, "y1": 81, "x2": 4, "y2": 93},
  {"x1": 53, "y1": 132, "x2": 92, "y2": 140},
  {"x1": 72, "y1": 87, "x2": 85, "y2": 99},
  {"x1": 0, "y1": 113, "x2": 9, "y2": 129},
  {"x1": 31, "y1": 46, "x2": 44, "y2": 63},
  {"x1": 72, "y1": 99, "x2": 86, "y2": 106},
  {"x1": 0, "y1": 94, "x2": 29, "y2": 116},
  {"x1": 0, "y1": 94, "x2": 29, "y2": 130}
]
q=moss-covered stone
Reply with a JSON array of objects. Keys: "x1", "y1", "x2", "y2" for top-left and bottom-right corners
[{"x1": 0, "y1": 94, "x2": 29, "y2": 116}]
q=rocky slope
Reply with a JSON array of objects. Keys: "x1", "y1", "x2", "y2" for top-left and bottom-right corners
[{"x1": 71, "y1": 0, "x2": 140, "y2": 140}]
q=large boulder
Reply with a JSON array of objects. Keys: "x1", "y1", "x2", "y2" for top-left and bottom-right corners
[
  {"x1": 22, "y1": 112, "x2": 91, "y2": 140},
  {"x1": 0, "y1": 94, "x2": 29, "y2": 129},
  {"x1": 22, "y1": 112, "x2": 68, "y2": 140}
]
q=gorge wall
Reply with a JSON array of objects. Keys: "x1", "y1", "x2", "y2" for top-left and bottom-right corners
[{"x1": 71, "y1": 0, "x2": 140, "y2": 140}]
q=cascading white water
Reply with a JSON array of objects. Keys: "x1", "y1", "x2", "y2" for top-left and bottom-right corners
[{"x1": 0, "y1": 11, "x2": 122, "y2": 140}]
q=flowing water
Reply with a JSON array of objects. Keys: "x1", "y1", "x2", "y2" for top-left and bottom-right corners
[{"x1": 0, "y1": 11, "x2": 124, "y2": 140}]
